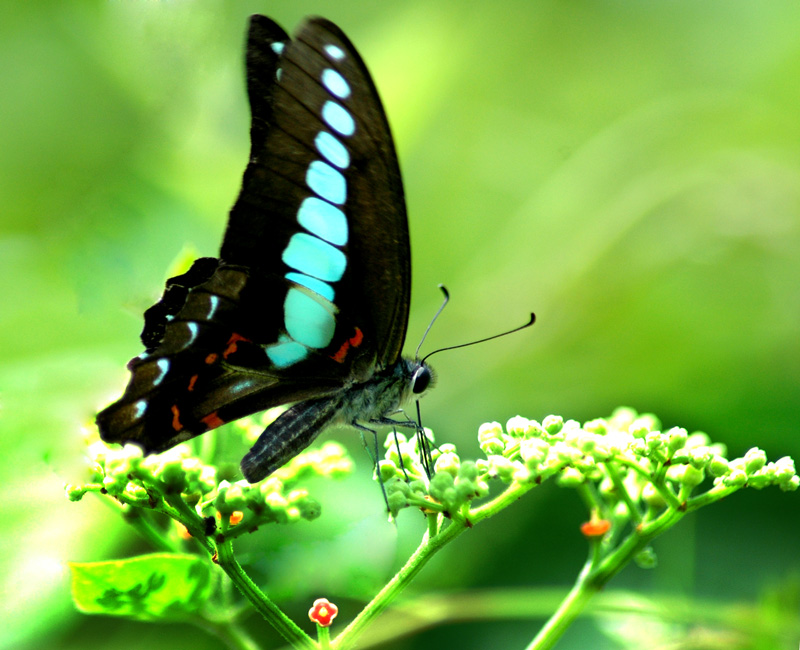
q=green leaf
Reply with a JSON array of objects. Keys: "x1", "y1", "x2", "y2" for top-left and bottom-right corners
[{"x1": 69, "y1": 553, "x2": 212, "y2": 621}]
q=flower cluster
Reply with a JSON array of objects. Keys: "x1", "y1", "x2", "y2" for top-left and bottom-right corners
[
  {"x1": 382, "y1": 407, "x2": 798, "y2": 520},
  {"x1": 66, "y1": 438, "x2": 217, "y2": 504},
  {"x1": 66, "y1": 423, "x2": 354, "y2": 538}
]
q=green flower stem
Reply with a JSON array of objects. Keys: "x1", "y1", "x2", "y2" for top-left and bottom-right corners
[
  {"x1": 335, "y1": 475, "x2": 560, "y2": 650},
  {"x1": 687, "y1": 483, "x2": 739, "y2": 509},
  {"x1": 524, "y1": 488, "x2": 697, "y2": 649},
  {"x1": 603, "y1": 463, "x2": 642, "y2": 523},
  {"x1": 333, "y1": 514, "x2": 467, "y2": 650},
  {"x1": 317, "y1": 624, "x2": 331, "y2": 650},
  {"x1": 163, "y1": 493, "x2": 216, "y2": 555},
  {"x1": 216, "y1": 538, "x2": 316, "y2": 650}
]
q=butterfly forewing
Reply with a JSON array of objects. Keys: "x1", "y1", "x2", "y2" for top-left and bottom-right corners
[
  {"x1": 223, "y1": 16, "x2": 411, "y2": 368},
  {"x1": 97, "y1": 15, "x2": 415, "y2": 459}
]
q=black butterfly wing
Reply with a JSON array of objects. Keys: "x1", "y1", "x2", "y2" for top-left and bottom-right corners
[
  {"x1": 223, "y1": 16, "x2": 411, "y2": 370},
  {"x1": 97, "y1": 15, "x2": 411, "y2": 454}
]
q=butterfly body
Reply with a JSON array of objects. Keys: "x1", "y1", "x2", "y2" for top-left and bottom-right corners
[{"x1": 96, "y1": 15, "x2": 433, "y2": 481}]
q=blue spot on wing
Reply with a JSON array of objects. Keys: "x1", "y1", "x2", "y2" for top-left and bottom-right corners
[
  {"x1": 297, "y1": 196, "x2": 348, "y2": 245},
  {"x1": 306, "y1": 161, "x2": 346, "y2": 205},
  {"x1": 283, "y1": 288, "x2": 335, "y2": 349},
  {"x1": 321, "y1": 101, "x2": 355, "y2": 137},
  {"x1": 322, "y1": 69, "x2": 351, "y2": 99},
  {"x1": 314, "y1": 132, "x2": 350, "y2": 170},
  {"x1": 282, "y1": 233, "x2": 346, "y2": 282},
  {"x1": 267, "y1": 338, "x2": 308, "y2": 368}
]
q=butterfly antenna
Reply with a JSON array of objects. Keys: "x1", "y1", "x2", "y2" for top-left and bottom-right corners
[
  {"x1": 421, "y1": 312, "x2": 536, "y2": 364},
  {"x1": 414, "y1": 285, "x2": 449, "y2": 359}
]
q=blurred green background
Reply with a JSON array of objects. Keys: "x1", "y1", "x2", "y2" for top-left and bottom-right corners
[{"x1": 2, "y1": 0, "x2": 799, "y2": 648}]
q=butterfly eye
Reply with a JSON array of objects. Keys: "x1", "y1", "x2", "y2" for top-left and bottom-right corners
[{"x1": 412, "y1": 366, "x2": 432, "y2": 395}]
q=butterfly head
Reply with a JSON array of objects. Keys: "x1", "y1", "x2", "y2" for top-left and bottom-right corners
[{"x1": 411, "y1": 362, "x2": 433, "y2": 396}]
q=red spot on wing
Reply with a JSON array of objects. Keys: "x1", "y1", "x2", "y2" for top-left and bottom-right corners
[
  {"x1": 171, "y1": 404, "x2": 183, "y2": 431},
  {"x1": 187, "y1": 375, "x2": 198, "y2": 392},
  {"x1": 201, "y1": 411, "x2": 225, "y2": 429},
  {"x1": 205, "y1": 353, "x2": 218, "y2": 365},
  {"x1": 223, "y1": 333, "x2": 250, "y2": 359},
  {"x1": 330, "y1": 327, "x2": 364, "y2": 363}
]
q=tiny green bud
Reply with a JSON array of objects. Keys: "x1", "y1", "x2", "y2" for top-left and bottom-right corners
[
  {"x1": 478, "y1": 422, "x2": 503, "y2": 439},
  {"x1": 743, "y1": 448, "x2": 767, "y2": 475},
  {"x1": 458, "y1": 461, "x2": 479, "y2": 482},
  {"x1": 506, "y1": 415, "x2": 530, "y2": 437},
  {"x1": 524, "y1": 420, "x2": 546, "y2": 437},
  {"x1": 723, "y1": 469, "x2": 748, "y2": 488},
  {"x1": 680, "y1": 464, "x2": 705, "y2": 488},
  {"x1": 88, "y1": 462, "x2": 104, "y2": 483},
  {"x1": 598, "y1": 477, "x2": 615, "y2": 497},
  {"x1": 519, "y1": 437, "x2": 549, "y2": 467},
  {"x1": 780, "y1": 475, "x2": 799, "y2": 492},
  {"x1": 408, "y1": 479, "x2": 428, "y2": 495},
  {"x1": 645, "y1": 431, "x2": 664, "y2": 452},
  {"x1": 488, "y1": 455, "x2": 516, "y2": 483},
  {"x1": 772, "y1": 456, "x2": 796, "y2": 482},
  {"x1": 289, "y1": 490, "x2": 321, "y2": 520},
  {"x1": 555, "y1": 442, "x2": 582, "y2": 464},
  {"x1": 557, "y1": 467, "x2": 585, "y2": 487},
  {"x1": 543, "y1": 415, "x2": 564, "y2": 435},
  {"x1": 747, "y1": 472, "x2": 770, "y2": 490},
  {"x1": 124, "y1": 482, "x2": 150, "y2": 503},
  {"x1": 629, "y1": 418, "x2": 655, "y2": 439},
  {"x1": 224, "y1": 483, "x2": 248, "y2": 511},
  {"x1": 159, "y1": 459, "x2": 188, "y2": 493},
  {"x1": 666, "y1": 427, "x2": 688, "y2": 454},
  {"x1": 214, "y1": 481, "x2": 233, "y2": 514},
  {"x1": 102, "y1": 473, "x2": 127, "y2": 495},
  {"x1": 379, "y1": 460, "x2": 398, "y2": 482},
  {"x1": 434, "y1": 452, "x2": 460, "y2": 476},
  {"x1": 583, "y1": 418, "x2": 608, "y2": 435},
  {"x1": 708, "y1": 455, "x2": 729, "y2": 477},
  {"x1": 386, "y1": 477, "x2": 410, "y2": 497},
  {"x1": 384, "y1": 431, "x2": 408, "y2": 449},
  {"x1": 688, "y1": 447, "x2": 711, "y2": 470},
  {"x1": 634, "y1": 546, "x2": 658, "y2": 569},
  {"x1": 387, "y1": 490, "x2": 408, "y2": 514},
  {"x1": 479, "y1": 438, "x2": 505, "y2": 456},
  {"x1": 429, "y1": 471, "x2": 455, "y2": 503},
  {"x1": 65, "y1": 484, "x2": 87, "y2": 502}
]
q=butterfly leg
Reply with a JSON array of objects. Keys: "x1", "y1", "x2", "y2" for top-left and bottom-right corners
[
  {"x1": 352, "y1": 421, "x2": 395, "y2": 514},
  {"x1": 369, "y1": 415, "x2": 433, "y2": 479}
]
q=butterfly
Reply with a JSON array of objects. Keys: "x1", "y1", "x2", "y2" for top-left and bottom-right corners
[{"x1": 96, "y1": 15, "x2": 434, "y2": 483}]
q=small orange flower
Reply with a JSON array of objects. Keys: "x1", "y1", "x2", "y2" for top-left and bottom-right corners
[
  {"x1": 581, "y1": 518, "x2": 611, "y2": 538},
  {"x1": 229, "y1": 511, "x2": 244, "y2": 526},
  {"x1": 308, "y1": 598, "x2": 338, "y2": 627}
]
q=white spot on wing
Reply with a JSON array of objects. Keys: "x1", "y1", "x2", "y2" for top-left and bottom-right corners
[
  {"x1": 151, "y1": 358, "x2": 170, "y2": 386},
  {"x1": 324, "y1": 44, "x2": 345, "y2": 60}
]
